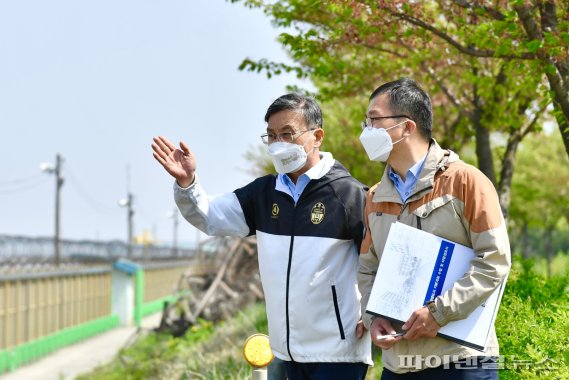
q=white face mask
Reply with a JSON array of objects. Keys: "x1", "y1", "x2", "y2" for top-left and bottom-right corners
[
  {"x1": 268, "y1": 133, "x2": 314, "y2": 174},
  {"x1": 359, "y1": 121, "x2": 406, "y2": 162}
]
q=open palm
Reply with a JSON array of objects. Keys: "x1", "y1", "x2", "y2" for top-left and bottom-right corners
[{"x1": 152, "y1": 135, "x2": 196, "y2": 187}]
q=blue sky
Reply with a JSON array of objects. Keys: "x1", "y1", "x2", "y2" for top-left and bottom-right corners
[{"x1": 0, "y1": 0, "x2": 311, "y2": 244}]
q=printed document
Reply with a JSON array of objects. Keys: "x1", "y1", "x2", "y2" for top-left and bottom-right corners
[{"x1": 365, "y1": 222, "x2": 506, "y2": 351}]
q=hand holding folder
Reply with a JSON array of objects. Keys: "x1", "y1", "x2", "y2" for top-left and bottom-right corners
[{"x1": 365, "y1": 222, "x2": 507, "y2": 351}]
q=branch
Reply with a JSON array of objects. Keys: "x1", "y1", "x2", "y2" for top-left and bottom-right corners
[
  {"x1": 521, "y1": 103, "x2": 548, "y2": 138},
  {"x1": 396, "y1": 40, "x2": 469, "y2": 114},
  {"x1": 453, "y1": 0, "x2": 506, "y2": 21},
  {"x1": 383, "y1": 7, "x2": 541, "y2": 60},
  {"x1": 514, "y1": 3, "x2": 542, "y2": 40},
  {"x1": 424, "y1": 63, "x2": 464, "y2": 111},
  {"x1": 515, "y1": 2, "x2": 569, "y2": 78},
  {"x1": 491, "y1": 64, "x2": 508, "y2": 106},
  {"x1": 358, "y1": 42, "x2": 407, "y2": 58},
  {"x1": 540, "y1": 1, "x2": 558, "y2": 32}
]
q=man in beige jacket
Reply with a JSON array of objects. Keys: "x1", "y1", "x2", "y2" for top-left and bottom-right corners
[{"x1": 357, "y1": 78, "x2": 511, "y2": 379}]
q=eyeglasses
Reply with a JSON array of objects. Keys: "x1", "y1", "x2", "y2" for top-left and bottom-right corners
[
  {"x1": 260, "y1": 129, "x2": 312, "y2": 145},
  {"x1": 361, "y1": 114, "x2": 411, "y2": 130}
]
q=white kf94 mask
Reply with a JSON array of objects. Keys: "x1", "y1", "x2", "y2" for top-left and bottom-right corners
[
  {"x1": 359, "y1": 121, "x2": 406, "y2": 162},
  {"x1": 267, "y1": 134, "x2": 313, "y2": 174}
]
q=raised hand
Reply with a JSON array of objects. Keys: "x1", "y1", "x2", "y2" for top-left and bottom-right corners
[{"x1": 152, "y1": 136, "x2": 196, "y2": 188}]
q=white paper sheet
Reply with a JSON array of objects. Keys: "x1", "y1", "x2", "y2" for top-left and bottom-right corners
[{"x1": 365, "y1": 222, "x2": 507, "y2": 351}]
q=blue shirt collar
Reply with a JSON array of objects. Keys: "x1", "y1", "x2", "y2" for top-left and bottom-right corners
[
  {"x1": 388, "y1": 154, "x2": 427, "y2": 202},
  {"x1": 275, "y1": 152, "x2": 334, "y2": 202}
]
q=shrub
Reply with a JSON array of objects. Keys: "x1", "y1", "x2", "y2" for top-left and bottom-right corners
[{"x1": 497, "y1": 257, "x2": 569, "y2": 379}]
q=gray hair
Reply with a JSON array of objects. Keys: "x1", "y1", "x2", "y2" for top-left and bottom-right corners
[{"x1": 264, "y1": 93, "x2": 323, "y2": 129}]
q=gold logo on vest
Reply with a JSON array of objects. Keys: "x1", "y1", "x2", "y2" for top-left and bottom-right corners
[
  {"x1": 271, "y1": 203, "x2": 279, "y2": 218},
  {"x1": 310, "y1": 202, "x2": 325, "y2": 224}
]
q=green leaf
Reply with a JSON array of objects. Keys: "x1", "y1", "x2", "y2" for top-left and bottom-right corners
[{"x1": 525, "y1": 39, "x2": 542, "y2": 53}]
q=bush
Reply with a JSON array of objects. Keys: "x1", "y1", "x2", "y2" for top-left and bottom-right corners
[{"x1": 496, "y1": 257, "x2": 569, "y2": 379}]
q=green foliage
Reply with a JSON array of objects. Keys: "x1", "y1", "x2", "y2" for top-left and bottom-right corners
[
  {"x1": 78, "y1": 304, "x2": 269, "y2": 380},
  {"x1": 232, "y1": 0, "x2": 569, "y2": 225},
  {"x1": 497, "y1": 257, "x2": 569, "y2": 379},
  {"x1": 77, "y1": 318, "x2": 216, "y2": 380},
  {"x1": 318, "y1": 96, "x2": 382, "y2": 187},
  {"x1": 509, "y1": 129, "x2": 569, "y2": 239},
  {"x1": 532, "y1": 251, "x2": 569, "y2": 278},
  {"x1": 505, "y1": 258, "x2": 569, "y2": 306}
]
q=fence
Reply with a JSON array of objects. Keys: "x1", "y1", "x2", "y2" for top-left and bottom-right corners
[
  {"x1": 136, "y1": 260, "x2": 202, "y2": 320},
  {"x1": 0, "y1": 267, "x2": 112, "y2": 351},
  {"x1": 0, "y1": 260, "x2": 199, "y2": 374},
  {"x1": 0, "y1": 234, "x2": 198, "y2": 265}
]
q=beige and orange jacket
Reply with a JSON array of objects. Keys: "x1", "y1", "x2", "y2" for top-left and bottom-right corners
[{"x1": 358, "y1": 140, "x2": 511, "y2": 373}]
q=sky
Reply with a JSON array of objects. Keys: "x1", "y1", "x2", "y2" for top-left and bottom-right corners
[{"x1": 0, "y1": 0, "x2": 311, "y2": 246}]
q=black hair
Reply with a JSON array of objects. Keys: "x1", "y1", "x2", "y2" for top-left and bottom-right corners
[
  {"x1": 369, "y1": 78, "x2": 432, "y2": 140},
  {"x1": 264, "y1": 93, "x2": 323, "y2": 129}
]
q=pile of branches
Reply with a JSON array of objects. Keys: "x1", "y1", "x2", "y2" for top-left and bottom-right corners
[{"x1": 155, "y1": 236, "x2": 263, "y2": 337}]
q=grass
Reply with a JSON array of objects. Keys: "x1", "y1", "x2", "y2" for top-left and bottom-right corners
[
  {"x1": 79, "y1": 256, "x2": 568, "y2": 379},
  {"x1": 78, "y1": 303, "x2": 269, "y2": 380}
]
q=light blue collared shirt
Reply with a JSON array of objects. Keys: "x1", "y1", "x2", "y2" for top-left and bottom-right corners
[
  {"x1": 388, "y1": 154, "x2": 427, "y2": 203},
  {"x1": 276, "y1": 152, "x2": 334, "y2": 203}
]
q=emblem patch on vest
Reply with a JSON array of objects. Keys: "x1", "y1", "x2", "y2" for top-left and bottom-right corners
[
  {"x1": 310, "y1": 202, "x2": 325, "y2": 224},
  {"x1": 271, "y1": 203, "x2": 279, "y2": 219}
]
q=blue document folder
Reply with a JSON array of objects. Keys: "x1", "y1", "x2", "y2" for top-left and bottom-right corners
[{"x1": 365, "y1": 222, "x2": 507, "y2": 351}]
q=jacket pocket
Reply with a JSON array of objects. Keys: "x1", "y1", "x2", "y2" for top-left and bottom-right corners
[
  {"x1": 413, "y1": 195, "x2": 454, "y2": 219},
  {"x1": 413, "y1": 196, "x2": 470, "y2": 246},
  {"x1": 331, "y1": 285, "x2": 346, "y2": 340}
]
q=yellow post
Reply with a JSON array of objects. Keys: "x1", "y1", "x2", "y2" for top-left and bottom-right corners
[{"x1": 243, "y1": 334, "x2": 274, "y2": 380}]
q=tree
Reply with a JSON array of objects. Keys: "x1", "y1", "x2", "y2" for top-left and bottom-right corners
[
  {"x1": 509, "y1": 129, "x2": 569, "y2": 275},
  {"x1": 232, "y1": 0, "x2": 568, "y2": 217}
]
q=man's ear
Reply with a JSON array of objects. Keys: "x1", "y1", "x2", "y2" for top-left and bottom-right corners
[
  {"x1": 313, "y1": 128, "x2": 324, "y2": 148},
  {"x1": 403, "y1": 119, "x2": 417, "y2": 137}
]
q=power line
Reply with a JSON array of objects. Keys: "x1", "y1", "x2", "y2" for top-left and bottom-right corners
[
  {"x1": 0, "y1": 173, "x2": 45, "y2": 187},
  {"x1": 0, "y1": 176, "x2": 50, "y2": 194},
  {"x1": 64, "y1": 164, "x2": 116, "y2": 214}
]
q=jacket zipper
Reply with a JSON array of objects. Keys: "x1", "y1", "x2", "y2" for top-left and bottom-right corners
[
  {"x1": 397, "y1": 204, "x2": 404, "y2": 221},
  {"x1": 285, "y1": 204, "x2": 296, "y2": 361}
]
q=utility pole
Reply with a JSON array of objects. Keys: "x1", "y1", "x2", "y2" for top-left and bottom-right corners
[
  {"x1": 119, "y1": 193, "x2": 134, "y2": 258},
  {"x1": 127, "y1": 192, "x2": 134, "y2": 258},
  {"x1": 54, "y1": 154, "x2": 63, "y2": 266},
  {"x1": 166, "y1": 208, "x2": 179, "y2": 257},
  {"x1": 41, "y1": 153, "x2": 64, "y2": 266},
  {"x1": 172, "y1": 208, "x2": 179, "y2": 257},
  {"x1": 196, "y1": 227, "x2": 202, "y2": 262},
  {"x1": 119, "y1": 166, "x2": 135, "y2": 258}
]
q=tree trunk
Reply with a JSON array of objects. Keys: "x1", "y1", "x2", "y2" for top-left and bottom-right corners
[
  {"x1": 545, "y1": 70, "x2": 569, "y2": 161},
  {"x1": 522, "y1": 222, "x2": 531, "y2": 259},
  {"x1": 544, "y1": 226, "x2": 553, "y2": 278},
  {"x1": 473, "y1": 114, "x2": 496, "y2": 186},
  {"x1": 514, "y1": 3, "x2": 569, "y2": 161},
  {"x1": 497, "y1": 131, "x2": 522, "y2": 218}
]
